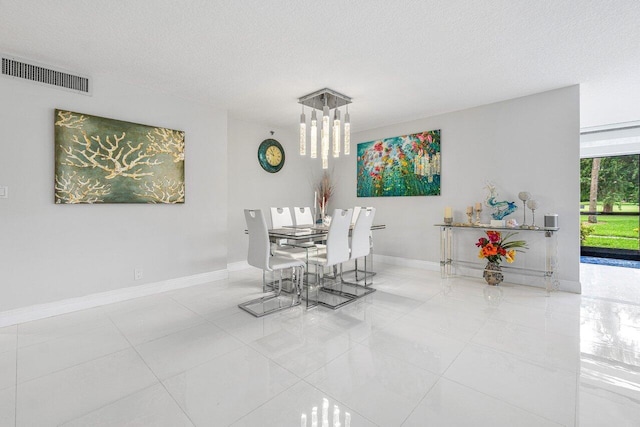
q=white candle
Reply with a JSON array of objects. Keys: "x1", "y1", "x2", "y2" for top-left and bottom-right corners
[
  {"x1": 475, "y1": 202, "x2": 482, "y2": 211},
  {"x1": 444, "y1": 207, "x2": 452, "y2": 218},
  {"x1": 344, "y1": 413, "x2": 351, "y2": 427},
  {"x1": 466, "y1": 206, "x2": 473, "y2": 214},
  {"x1": 312, "y1": 407, "x2": 318, "y2": 427},
  {"x1": 301, "y1": 413, "x2": 307, "y2": 427}
]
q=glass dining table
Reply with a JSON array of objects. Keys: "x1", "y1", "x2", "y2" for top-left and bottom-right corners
[{"x1": 268, "y1": 224, "x2": 386, "y2": 309}]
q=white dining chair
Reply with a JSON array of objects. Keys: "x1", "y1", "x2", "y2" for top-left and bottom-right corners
[
  {"x1": 270, "y1": 207, "x2": 293, "y2": 229},
  {"x1": 293, "y1": 207, "x2": 314, "y2": 226},
  {"x1": 307, "y1": 208, "x2": 354, "y2": 308},
  {"x1": 348, "y1": 207, "x2": 376, "y2": 287},
  {"x1": 238, "y1": 209, "x2": 305, "y2": 317},
  {"x1": 351, "y1": 206, "x2": 361, "y2": 225}
]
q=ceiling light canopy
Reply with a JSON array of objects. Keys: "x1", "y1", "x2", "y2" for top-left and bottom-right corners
[{"x1": 298, "y1": 88, "x2": 352, "y2": 169}]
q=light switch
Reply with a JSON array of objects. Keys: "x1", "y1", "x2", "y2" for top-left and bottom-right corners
[{"x1": 0, "y1": 186, "x2": 8, "y2": 198}]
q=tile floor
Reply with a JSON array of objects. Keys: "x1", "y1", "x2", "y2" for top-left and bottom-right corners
[{"x1": 0, "y1": 262, "x2": 639, "y2": 426}]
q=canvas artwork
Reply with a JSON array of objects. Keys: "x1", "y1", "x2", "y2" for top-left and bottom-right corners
[
  {"x1": 357, "y1": 129, "x2": 441, "y2": 197},
  {"x1": 54, "y1": 109, "x2": 185, "y2": 204}
]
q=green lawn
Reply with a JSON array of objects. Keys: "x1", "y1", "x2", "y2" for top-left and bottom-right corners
[{"x1": 581, "y1": 214, "x2": 639, "y2": 250}]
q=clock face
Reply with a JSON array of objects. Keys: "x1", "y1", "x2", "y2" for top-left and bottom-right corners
[{"x1": 257, "y1": 139, "x2": 285, "y2": 173}]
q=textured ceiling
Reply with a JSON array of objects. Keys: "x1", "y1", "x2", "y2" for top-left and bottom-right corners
[{"x1": 1, "y1": 0, "x2": 639, "y2": 132}]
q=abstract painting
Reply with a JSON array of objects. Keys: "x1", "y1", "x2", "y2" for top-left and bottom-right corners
[
  {"x1": 54, "y1": 109, "x2": 185, "y2": 204},
  {"x1": 357, "y1": 129, "x2": 441, "y2": 197}
]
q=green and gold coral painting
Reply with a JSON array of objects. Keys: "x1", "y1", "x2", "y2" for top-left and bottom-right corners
[
  {"x1": 54, "y1": 109, "x2": 185, "y2": 204},
  {"x1": 357, "y1": 129, "x2": 441, "y2": 197}
]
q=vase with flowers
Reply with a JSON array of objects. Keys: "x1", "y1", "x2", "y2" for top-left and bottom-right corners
[{"x1": 476, "y1": 230, "x2": 528, "y2": 285}]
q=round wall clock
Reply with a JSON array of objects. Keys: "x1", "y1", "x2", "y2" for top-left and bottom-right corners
[{"x1": 257, "y1": 138, "x2": 285, "y2": 173}]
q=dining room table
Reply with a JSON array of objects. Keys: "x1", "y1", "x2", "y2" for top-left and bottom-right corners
[{"x1": 266, "y1": 223, "x2": 386, "y2": 309}]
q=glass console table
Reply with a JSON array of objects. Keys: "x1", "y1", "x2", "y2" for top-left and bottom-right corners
[{"x1": 436, "y1": 224, "x2": 560, "y2": 293}]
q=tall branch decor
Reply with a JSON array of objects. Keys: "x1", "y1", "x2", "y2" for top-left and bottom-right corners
[{"x1": 54, "y1": 109, "x2": 185, "y2": 204}]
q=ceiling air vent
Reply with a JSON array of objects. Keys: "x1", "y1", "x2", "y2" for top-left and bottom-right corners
[{"x1": 1, "y1": 54, "x2": 91, "y2": 95}]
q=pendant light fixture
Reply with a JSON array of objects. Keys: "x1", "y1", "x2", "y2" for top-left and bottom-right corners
[
  {"x1": 310, "y1": 108, "x2": 318, "y2": 159},
  {"x1": 299, "y1": 105, "x2": 306, "y2": 156},
  {"x1": 298, "y1": 88, "x2": 352, "y2": 169}
]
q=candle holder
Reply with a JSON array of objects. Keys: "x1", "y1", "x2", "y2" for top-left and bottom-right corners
[
  {"x1": 444, "y1": 216, "x2": 453, "y2": 225},
  {"x1": 518, "y1": 191, "x2": 531, "y2": 229},
  {"x1": 466, "y1": 210, "x2": 474, "y2": 225},
  {"x1": 526, "y1": 199, "x2": 540, "y2": 229},
  {"x1": 474, "y1": 206, "x2": 482, "y2": 225}
]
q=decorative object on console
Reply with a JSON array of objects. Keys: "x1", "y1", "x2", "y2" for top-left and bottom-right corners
[
  {"x1": 466, "y1": 206, "x2": 474, "y2": 225},
  {"x1": 526, "y1": 199, "x2": 540, "y2": 229},
  {"x1": 506, "y1": 218, "x2": 519, "y2": 228},
  {"x1": 474, "y1": 202, "x2": 482, "y2": 224},
  {"x1": 484, "y1": 182, "x2": 517, "y2": 220},
  {"x1": 357, "y1": 129, "x2": 441, "y2": 197},
  {"x1": 444, "y1": 206, "x2": 453, "y2": 224},
  {"x1": 518, "y1": 191, "x2": 531, "y2": 228},
  {"x1": 476, "y1": 230, "x2": 528, "y2": 285},
  {"x1": 54, "y1": 109, "x2": 185, "y2": 204},
  {"x1": 544, "y1": 213, "x2": 558, "y2": 228}
]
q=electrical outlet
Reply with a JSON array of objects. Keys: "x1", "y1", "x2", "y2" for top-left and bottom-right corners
[{"x1": 134, "y1": 268, "x2": 143, "y2": 280}]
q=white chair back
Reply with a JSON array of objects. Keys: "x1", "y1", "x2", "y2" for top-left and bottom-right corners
[
  {"x1": 351, "y1": 206, "x2": 362, "y2": 225},
  {"x1": 351, "y1": 207, "x2": 376, "y2": 260},
  {"x1": 244, "y1": 209, "x2": 271, "y2": 271},
  {"x1": 270, "y1": 207, "x2": 293, "y2": 229},
  {"x1": 293, "y1": 207, "x2": 314, "y2": 226},
  {"x1": 325, "y1": 208, "x2": 353, "y2": 267}
]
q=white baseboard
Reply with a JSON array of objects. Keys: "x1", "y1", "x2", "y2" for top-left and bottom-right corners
[
  {"x1": 227, "y1": 260, "x2": 250, "y2": 271},
  {"x1": 0, "y1": 269, "x2": 228, "y2": 328},
  {"x1": 373, "y1": 254, "x2": 441, "y2": 271}
]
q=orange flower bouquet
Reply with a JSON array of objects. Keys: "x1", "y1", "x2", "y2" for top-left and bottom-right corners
[{"x1": 476, "y1": 230, "x2": 527, "y2": 264}]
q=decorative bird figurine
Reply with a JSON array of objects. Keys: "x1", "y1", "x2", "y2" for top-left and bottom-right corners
[{"x1": 484, "y1": 182, "x2": 517, "y2": 220}]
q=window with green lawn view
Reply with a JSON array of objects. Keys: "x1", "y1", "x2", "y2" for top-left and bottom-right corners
[{"x1": 580, "y1": 154, "x2": 639, "y2": 253}]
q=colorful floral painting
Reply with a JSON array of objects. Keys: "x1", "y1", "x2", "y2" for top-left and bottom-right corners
[{"x1": 357, "y1": 129, "x2": 441, "y2": 197}]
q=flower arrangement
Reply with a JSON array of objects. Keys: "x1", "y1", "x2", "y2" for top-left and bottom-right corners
[{"x1": 476, "y1": 230, "x2": 528, "y2": 264}]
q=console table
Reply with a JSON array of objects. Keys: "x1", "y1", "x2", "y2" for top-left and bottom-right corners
[{"x1": 436, "y1": 224, "x2": 560, "y2": 293}]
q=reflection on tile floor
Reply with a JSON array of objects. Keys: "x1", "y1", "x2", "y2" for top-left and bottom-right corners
[{"x1": 0, "y1": 262, "x2": 639, "y2": 425}]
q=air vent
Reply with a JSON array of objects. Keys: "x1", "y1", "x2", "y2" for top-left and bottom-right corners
[{"x1": 1, "y1": 54, "x2": 91, "y2": 95}]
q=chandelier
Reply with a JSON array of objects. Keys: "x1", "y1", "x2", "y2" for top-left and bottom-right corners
[{"x1": 298, "y1": 88, "x2": 352, "y2": 169}]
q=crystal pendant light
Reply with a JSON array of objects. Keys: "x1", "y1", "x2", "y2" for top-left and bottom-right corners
[
  {"x1": 321, "y1": 97, "x2": 330, "y2": 169},
  {"x1": 310, "y1": 109, "x2": 318, "y2": 159},
  {"x1": 299, "y1": 106, "x2": 306, "y2": 156},
  {"x1": 344, "y1": 105, "x2": 350, "y2": 155},
  {"x1": 297, "y1": 88, "x2": 352, "y2": 168},
  {"x1": 332, "y1": 108, "x2": 341, "y2": 158}
]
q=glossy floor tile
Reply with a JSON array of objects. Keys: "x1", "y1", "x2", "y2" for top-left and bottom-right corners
[
  {"x1": 403, "y1": 378, "x2": 560, "y2": 426},
  {"x1": 16, "y1": 348, "x2": 158, "y2": 426},
  {"x1": 60, "y1": 384, "x2": 195, "y2": 427},
  {"x1": 162, "y1": 346, "x2": 299, "y2": 426},
  {"x1": 0, "y1": 261, "x2": 638, "y2": 426},
  {"x1": 306, "y1": 343, "x2": 439, "y2": 426}
]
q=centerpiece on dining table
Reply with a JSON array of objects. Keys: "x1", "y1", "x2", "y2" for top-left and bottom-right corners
[{"x1": 476, "y1": 230, "x2": 528, "y2": 285}]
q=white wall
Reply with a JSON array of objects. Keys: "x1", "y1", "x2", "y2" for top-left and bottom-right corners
[
  {"x1": 331, "y1": 86, "x2": 581, "y2": 292},
  {"x1": 227, "y1": 117, "x2": 322, "y2": 264},
  {"x1": 0, "y1": 74, "x2": 228, "y2": 312}
]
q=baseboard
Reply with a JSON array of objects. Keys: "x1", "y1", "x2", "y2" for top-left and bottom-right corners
[
  {"x1": 373, "y1": 254, "x2": 441, "y2": 271},
  {"x1": 0, "y1": 269, "x2": 228, "y2": 328},
  {"x1": 227, "y1": 260, "x2": 250, "y2": 271}
]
